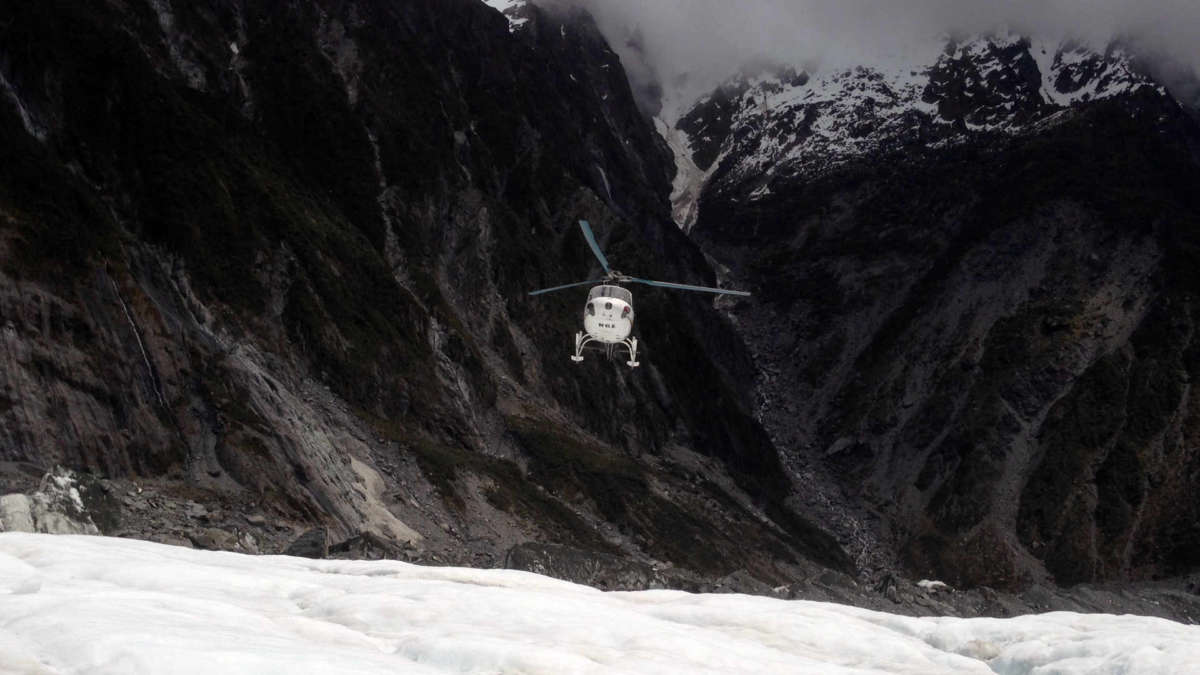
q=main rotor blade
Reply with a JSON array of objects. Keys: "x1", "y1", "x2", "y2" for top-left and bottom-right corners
[
  {"x1": 628, "y1": 278, "x2": 751, "y2": 297},
  {"x1": 577, "y1": 220, "x2": 611, "y2": 276},
  {"x1": 528, "y1": 278, "x2": 604, "y2": 296}
]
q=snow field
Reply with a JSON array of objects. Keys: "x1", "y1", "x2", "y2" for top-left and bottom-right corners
[{"x1": 1, "y1": 534, "x2": 1198, "y2": 674}]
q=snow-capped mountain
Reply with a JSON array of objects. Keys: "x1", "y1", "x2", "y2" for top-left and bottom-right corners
[
  {"x1": 666, "y1": 33, "x2": 1166, "y2": 229},
  {"x1": 671, "y1": 24, "x2": 1200, "y2": 589},
  {"x1": 4, "y1": 0, "x2": 1200, "y2": 608},
  {"x1": 482, "y1": 0, "x2": 530, "y2": 31}
]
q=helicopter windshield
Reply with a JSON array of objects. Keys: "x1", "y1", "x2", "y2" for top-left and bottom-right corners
[{"x1": 588, "y1": 285, "x2": 632, "y2": 303}]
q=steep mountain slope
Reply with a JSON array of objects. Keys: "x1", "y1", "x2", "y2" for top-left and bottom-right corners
[
  {"x1": 675, "y1": 33, "x2": 1200, "y2": 587},
  {"x1": 0, "y1": 0, "x2": 848, "y2": 586},
  {"x1": 672, "y1": 34, "x2": 1166, "y2": 229}
]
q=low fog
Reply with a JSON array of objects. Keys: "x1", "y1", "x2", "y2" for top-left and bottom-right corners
[{"x1": 558, "y1": 0, "x2": 1200, "y2": 113}]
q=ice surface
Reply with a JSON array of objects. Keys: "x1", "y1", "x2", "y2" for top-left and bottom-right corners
[
  {"x1": 655, "y1": 116, "x2": 721, "y2": 231},
  {"x1": 2, "y1": 534, "x2": 1198, "y2": 674}
]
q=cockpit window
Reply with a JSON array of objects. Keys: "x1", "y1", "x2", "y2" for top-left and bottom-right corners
[{"x1": 588, "y1": 285, "x2": 632, "y2": 303}]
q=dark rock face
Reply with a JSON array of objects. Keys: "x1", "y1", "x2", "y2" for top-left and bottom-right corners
[
  {"x1": 504, "y1": 542, "x2": 672, "y2": 590},
  {"x1": 690, "y1": 52, "x2": 1200, "y2": 588},
  {"x1": 677, "y1": 80, "x2": 752, "y2": 172},
  {"x1": 678, "y1": 34, "x2": 1163, "y2": 209},
  {"x1": 190, "y1": 527, "x2": 240, "y2": 552},
  {"x1": 6, "y1": 0, "x2": 1196, "y2": 601},
  {"x1": 925, "y1": 36, "x2": 1046, "y2": 128},
  {"x1": 284, "y1": 527, "x2": 328, "y2": 559},
  {"x1": 0, "y1": 0, "x2": 844, "y2": 590}
]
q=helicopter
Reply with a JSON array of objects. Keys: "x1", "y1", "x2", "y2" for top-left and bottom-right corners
[{"x1": 528, "y1": 220, "x2": 750, "y2": 367}]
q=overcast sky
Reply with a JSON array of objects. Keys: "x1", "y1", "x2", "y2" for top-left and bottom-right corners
[{"x1": 562, "y1": 0, "x2": 1200, "y2": 111}]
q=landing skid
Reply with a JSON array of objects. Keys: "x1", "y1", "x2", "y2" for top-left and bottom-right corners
[{"x1": 572, "y1": 331, "x2": 639, "y2": 367}]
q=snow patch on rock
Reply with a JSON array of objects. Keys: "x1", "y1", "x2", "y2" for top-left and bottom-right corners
[
  {"x1": 659, "y1": 32, "x2": 1163, "y2": 206},
  {"x1": 0, "y1": 467, "x2": 100, "y2": 535},
  {"x1": 656, "y1": 117, "x2": 720, "y2": 232},
  {"x1": 482, "y1": 0, "x2": 530, "y2": 32},
  {"x1": 0, "y1": 69, "x2": 47, "y2": 142}
]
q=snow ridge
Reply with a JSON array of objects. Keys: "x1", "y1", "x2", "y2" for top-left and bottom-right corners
[
  {"x1": 482, "y1": 0, "x2": 530, "y2": 32},
  {"x1": 664, "y1": 33, "x2": 1165, "y2": 216}
]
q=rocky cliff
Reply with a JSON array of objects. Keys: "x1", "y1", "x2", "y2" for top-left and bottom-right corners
[
  {"x1": 4, "y1": 2, "x2": 1199, "y2": 600},
  {"x1": 677, "y1": 33, "x2": 1200, "y2": 588},
  {"x1": 0, "y1": 0, "x2": 848, "y2": 586}
]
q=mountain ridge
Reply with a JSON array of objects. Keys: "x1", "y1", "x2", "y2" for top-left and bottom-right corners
[
  {"x1": 664, "y1": 31, "x2": 1181, "y2": 231},
  {"x1": 2, "y1": 0, "x2": 1199, "y2": 600},
  {"x1": 0, "y1": 0, "x2": 849, "y2": 590},
  {"x1": 678, "y1": 35, "x2": 1200, "y2": 587}
]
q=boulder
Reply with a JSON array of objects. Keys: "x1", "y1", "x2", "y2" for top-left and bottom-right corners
[
  {"x1": 504, "y1": 542, "x2": 669, "y2": 591},
  {"x1": 189, "y1": 528, "x2": 238, "y2": 551},
  {"x1": 237, "y1": 531, "x2": 260, "y2": 554},
  {"x1": 329, "y1": 531, "x2": 406, "y2": 560},
  {"x1": 284, "y1": 528, "x2": 328, "y2": 559},
  {"x1": 0, "y1": 494, "x2": 35, "y2": 532},
  {"x1": 707, "y1": 569, "x2": 779, "y2": 596},
  {"x1": 1, "y1": 467, "x2": 104, "y2": 535},
  {"x1": 30, "y1": 472, "x2": 100, "y2": 534},
  {"x1": 149, "y1": 534, "x2": 195, "y2": 549}
]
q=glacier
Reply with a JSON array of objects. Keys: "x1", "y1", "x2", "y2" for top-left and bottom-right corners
[{"x1": 1, "y1": 533, "x2": 1198, "y2": 674}]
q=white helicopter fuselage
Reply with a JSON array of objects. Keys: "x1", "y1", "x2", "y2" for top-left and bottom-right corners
[
  {"x1": 583, "y1": 285, "x2": 633, "y2": 343},
  {"x1": 530, "y1": 220, "x2": 747, "y2": 369}
]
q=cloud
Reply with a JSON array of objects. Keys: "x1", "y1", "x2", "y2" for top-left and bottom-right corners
[{"x1": 559, "y1": 0, "x2": 1200, "y2": 114}]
